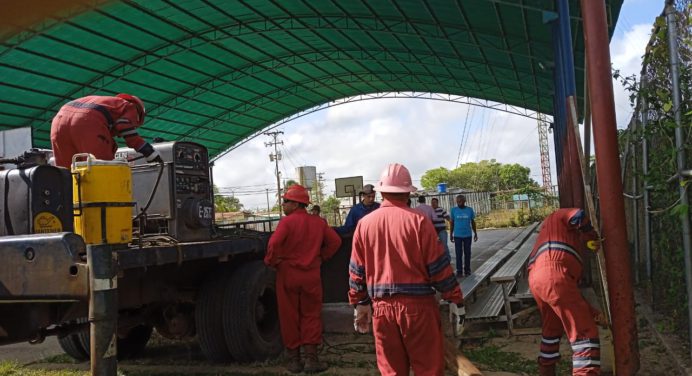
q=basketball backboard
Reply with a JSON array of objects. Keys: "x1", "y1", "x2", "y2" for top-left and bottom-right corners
[{"x1": 335, "y1": 176, "x2": 363, "y2": 198}]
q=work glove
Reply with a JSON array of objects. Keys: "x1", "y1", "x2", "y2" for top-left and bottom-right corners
[
  {"x1": 146, "y1": 150, "x2": 163, "y2": 164},
  {"x1": 353, "y1": 304, "x2": 372, "y2": 334},
  {"x1": 449, "y1": 303, "x2": 466, "y2": 337}
]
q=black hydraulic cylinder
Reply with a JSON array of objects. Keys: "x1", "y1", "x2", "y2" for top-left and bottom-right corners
[{"x1": 88, "y1": 244, "x2": 118, "y2": 375}]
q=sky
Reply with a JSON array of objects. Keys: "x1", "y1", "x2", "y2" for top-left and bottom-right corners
[{"x1": 212, "y1": 0, "x2": 664, "y2": 212}]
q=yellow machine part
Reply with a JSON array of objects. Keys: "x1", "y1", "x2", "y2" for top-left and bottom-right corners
[{"x1": 72, "y1": 154, "x2": 133, "y2": 245}]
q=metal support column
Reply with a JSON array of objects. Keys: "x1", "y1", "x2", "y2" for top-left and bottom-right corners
[
  {"x1": 552, "y1": 20, "x2": 572, "y2": 208},
  {"x1": 666, "y1": 1, "x2": 692, "y2": 359},
  {"x1": 558, "y1": 0, "x2": 584, "y2": 209},
  {"x1": 88, "y1": 243, "x2": 118, "y2": 376},
  {"x1": 632, "y1": 142, "x2": 640, "y2": 284},
  {"x1": 580, "y1": 0, "x2": 639, "y2": 373},
  {"x1": 640, "y1": 79, "x2": 652, "y2": 281}
]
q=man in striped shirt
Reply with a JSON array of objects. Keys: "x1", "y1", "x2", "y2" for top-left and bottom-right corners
[{"x1": 431, "y1": 197, "x2": 451, "y2": 257}]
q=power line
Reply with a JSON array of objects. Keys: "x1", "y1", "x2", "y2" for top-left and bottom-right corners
[{"x1": 455, "y1": 105, "x2": 473, "y2": 168}]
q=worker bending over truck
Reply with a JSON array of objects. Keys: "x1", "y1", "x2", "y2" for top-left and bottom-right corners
[{"x1": 50, "y1": 94, "x2": 161, "y2": 168}]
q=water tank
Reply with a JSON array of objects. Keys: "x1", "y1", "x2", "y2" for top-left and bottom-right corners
[
  {"x1": 437, "y1": 183, "x2": 447, "y2": 193},
  {"x1": 296, "y1": 166, "x2": 317, "y2": 189}
]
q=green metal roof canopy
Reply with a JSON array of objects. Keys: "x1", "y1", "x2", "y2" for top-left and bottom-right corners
[{"x1": 0, "y1": 0, "x2": 623, "y2": 159}]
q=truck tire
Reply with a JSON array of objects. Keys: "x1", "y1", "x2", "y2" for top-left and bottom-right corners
[
  {"x1": 59, "y1": 319, "x2": 152, "y2": 361},
  {"x1": 58, "y1": 333, "x2": 89, "y2": 361},
  {"x1": 57, "y1": 318, "x2": 89, "y2": 361},
  {"x1": 195, "y1": 272, "x2": 233, "y2": 362},
  {"x1": 222, "y1": 260, "x2": 282, "y2": 362},
  {"x1": 117, "y1": 325, "x2": 153, "y2": 359}
]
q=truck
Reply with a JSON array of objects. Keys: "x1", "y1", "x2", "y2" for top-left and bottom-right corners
[{"x1": 0, "y1": 141, "x2": 288, "y2": 366}]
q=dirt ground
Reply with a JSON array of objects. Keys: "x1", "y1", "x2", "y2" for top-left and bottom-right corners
[{"x1": 21, "y1": 299, "x2": 686, "y2": 376}]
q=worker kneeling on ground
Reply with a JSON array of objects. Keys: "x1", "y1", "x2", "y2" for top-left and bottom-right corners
[
  {"x1": 348, "y1": 163, "x2": 463, "y2": 376},
  {"x1": 528, "y1": 208, "x2": 604, "y2": 376},
  {"x1": 264, "y1": 184, "x2": 342, "y2": 374},
  {"x1": 50, "y1": 94, "x2": 162, "y2": 168}
]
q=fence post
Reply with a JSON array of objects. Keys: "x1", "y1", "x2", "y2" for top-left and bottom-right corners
[
  {"x1": 666, "y1": 1, "x2": 692, "y2": 360},
  {"x1": 88, "y1": 243, "x2": 118, "y2": 376}
]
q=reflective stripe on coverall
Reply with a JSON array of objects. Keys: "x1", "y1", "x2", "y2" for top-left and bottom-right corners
[
  {"x1": 264, "y1": 207, "x2": 341, "y2": 349},
  {"x1": 50, "y1": 95, "x2": 153, "y2": 168},
  {"x1": 528, "y1": 208, "x2": 600, "y2": 376},
  {"x1": 349, "y1": 199, "x2": 462, "y2": 375}
]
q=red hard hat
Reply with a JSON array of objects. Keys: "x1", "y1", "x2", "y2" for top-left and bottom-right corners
[
  {"x1": 116, "y1": 93, "x2": 146, "y2": 125},
  {"x1": 376, "y1": 163, "x2": 418, "y2": 193},
  {"x1": 283, "y1": 184, "x2": 310, "y2": 205}
]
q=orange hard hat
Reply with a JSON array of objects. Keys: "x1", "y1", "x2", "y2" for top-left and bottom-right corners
[
  {"x1": 116, "y1": 93, "x2": 146, "y2": 125},
  {"x1": 376, "y1": 163, "x2": 418, "y2": 193},
  {"x1": 283, "y1": 184, "x2": 310, "y2": 205}
]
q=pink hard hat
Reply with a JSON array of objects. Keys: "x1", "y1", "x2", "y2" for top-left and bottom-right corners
[
  {"x1": 376, "y1": 163, "x2": 418, "y2": 193},
  {"x1": 283, "y1": 184, "x2": 311, "y2": 205}
]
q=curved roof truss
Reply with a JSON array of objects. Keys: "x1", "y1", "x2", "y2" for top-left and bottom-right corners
[{"x1": 0, "y1": 0, "x2": 623, "y2": 158}]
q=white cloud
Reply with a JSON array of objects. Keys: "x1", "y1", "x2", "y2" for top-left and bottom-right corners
[
  {"x1": 213, "y1": 18, "x2": 655, "y2": 211},
  {"x1": 610, "y1": 23, "x2": 654, "y2": 128}
]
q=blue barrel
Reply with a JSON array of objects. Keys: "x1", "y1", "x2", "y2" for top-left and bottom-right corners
[{"x1": 437, "y1": 183, "x2": 447, "y2": 193}]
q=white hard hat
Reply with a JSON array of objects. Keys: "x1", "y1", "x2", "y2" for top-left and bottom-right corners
[{"x1": 376, "y1": 163, "x2": 417, "y2": 193}]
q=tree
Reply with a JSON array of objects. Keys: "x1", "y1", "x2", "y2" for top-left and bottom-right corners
[
  {"x1": 421, "y1": 160, "x2": 538, "y2": 192},
  {"x1": 421, "y1": 167, "x2": 451, "y2": 190},
  {"x1": 213, "y1": 185, "x2": 243, "y2": 212},
  {"x1": 321, "y1": 196, "x2": 342, "y2": 226}
]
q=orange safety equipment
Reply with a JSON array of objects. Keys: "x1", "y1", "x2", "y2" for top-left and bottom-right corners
[
  {"x1": 349, "y1": 196, "x2": 462, "y2": 375},
  {"x1": 50, "y1": 95, "x2": 156, "y2": 168},
  {"x1": 116, "y1": 93, "x2": 146, "y2": 125},
  {"x1": 283, "y1": 184, "x2": 311, "y2": 205},
  {"x1": 264, "y1": 207, "x2": 341, "y2": 354},
  {"x1": 528, "y1": 208, "x2": 601, "y2": 376},
  {"x1": 375, "y1": 163, "x2": 417, "y2": 193}
]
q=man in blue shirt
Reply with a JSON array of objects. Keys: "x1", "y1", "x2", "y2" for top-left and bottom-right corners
[
  {"x1": 450, "y1": 195, "x2": 478, "y2": 276},
  {"x1": 336, "y1": 184, "x2": 380, "y2": 235}
]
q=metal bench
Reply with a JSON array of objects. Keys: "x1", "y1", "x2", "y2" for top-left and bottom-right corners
[
  {"x1": 460, "y1": 248, "x2": 513, "y2": 301},
  {"x1": 490, "y1": 232, "x2": 539, "y2": 333},
  {"x1": 461, "y1": 223, "x2": 540, "y2": 321},
  {"x1": 466, "y1": 281, "x2": 516, "y2": 322},
  {"x1": 514, "y1": 277, "x2": 533, "y2": 300}
]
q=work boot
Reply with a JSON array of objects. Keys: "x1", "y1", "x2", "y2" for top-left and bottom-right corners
[
  {"x1": 285, "y1": 347, "x2": 303, "y2": 374},
  {"x1": 303, "y1": 344, "x2": 328, "y2": 373},
  {"x1": 538, "y1": 363, "x2": 556, "y2": 376}
]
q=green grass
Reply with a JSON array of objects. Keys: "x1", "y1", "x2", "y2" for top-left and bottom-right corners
[
  {"x1": 464, "y1": 345, "x2": 572, "y2": 375},
  {"x1": 0, "y1": 361, "x2": 87, "y2": 376},
  {"x1": 38, "y1": 354, "x2": 79, "y2": 364}
]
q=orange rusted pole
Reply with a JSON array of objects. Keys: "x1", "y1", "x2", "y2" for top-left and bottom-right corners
[{"x1": 580, "y1": 0, "x2": 639, "y2": 374}]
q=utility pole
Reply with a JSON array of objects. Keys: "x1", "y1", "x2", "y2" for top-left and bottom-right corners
[
  {"x1": 265, "y1": 188, "x2": 270, "y2": 215},
  {"x1": 316, "y1": 172, "x2": 325, "y2": 203},
  {"x1": 265, "y1": 131, "x2": 284, "y2": 217}
]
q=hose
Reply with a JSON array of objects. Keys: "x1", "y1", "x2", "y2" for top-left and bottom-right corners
[{"x1": 133, "y1": 159, "x2": 165, "y2": 221}]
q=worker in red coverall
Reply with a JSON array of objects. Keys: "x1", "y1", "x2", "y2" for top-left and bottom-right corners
[
  {"x1": 528, "y1": 208, "x2": 604, "y2": 376},
  {"x1": 348, "y1": 163, "x2": 463, "y2": 376},
  {"x1": 264, "y1": 184, "x2": 342, "y2": 374},
  {"x1": 50, "y1": 94, "x2": 161, "y2": 168}
]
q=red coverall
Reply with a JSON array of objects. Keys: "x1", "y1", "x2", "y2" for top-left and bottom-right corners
[
  {"x1": 528, "y1": 208, "x2": 601, "y2": 376},
  {"x1": 264, "y1": 207, "x2": 341, "y2": 349},
  {"x1": 349, "y1": 199, "x2": 463, "y2": 376},
  {"x1": 50, "y1": 95, "x2": 154, "y2": 168}
]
